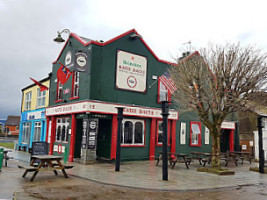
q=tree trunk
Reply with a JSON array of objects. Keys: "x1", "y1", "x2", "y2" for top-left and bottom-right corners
[{"x1": 211, "y1": 126, "x2": 221, "y2": 168}]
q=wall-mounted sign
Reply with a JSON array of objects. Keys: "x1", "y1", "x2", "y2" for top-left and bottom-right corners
[
  {"x1": 116, "y1": 50, "x2": 147, "y2": 92},
  {"x1": 25, "y1": 109, "x2": 45, "y2": 120},
  {"x1": 74, "y1": 50, "x2": 90, "y2": 73},
  {"x1": 221, "y1": 121, "x2": 235, "y2": 129},
  {"x1": 180, "y1": 122, "x2": 186, "y2": 145},
  {"x1": 46, "y1": 100, "x2": 179, "y2": 120},
  {"x1": 81, "y1": 118, "x2": 98, "y2": 149}
]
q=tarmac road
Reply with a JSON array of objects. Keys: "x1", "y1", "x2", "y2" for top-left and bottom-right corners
[{"x1": 1, "y1": 159, "x2": 267, "y2": 200}]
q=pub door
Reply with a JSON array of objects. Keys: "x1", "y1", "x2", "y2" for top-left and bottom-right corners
[
  {"x1": 96, "y1": 119, "x2": 112, "y2": 159},
  {"x1": 220, "y1": 129, "x2": 230, "y2": 152},
  {"x1": 74, "y1": 119, "x2": 83, "y2": 159}
]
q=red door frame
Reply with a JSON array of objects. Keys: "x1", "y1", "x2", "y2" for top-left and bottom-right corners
[{"x1": 69, "y1": 114, "x2": 76, "y2": 162}]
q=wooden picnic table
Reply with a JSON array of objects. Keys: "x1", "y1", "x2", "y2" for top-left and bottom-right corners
[
  {"x1": 230, "y1": 151, "x2": 251, "y2": 164},
  {"x1": 156, "y1": 152, "x2": 190, "y2": 169},
  {"x1": 19, "y1": 155, "x2": 69, "y2": 182},
  {"x1": 190, "y1": 152, "x2": 211, "y2": 166},
  {"x1": 221, "y1": 151, "x2": 244, "y2": 167}
]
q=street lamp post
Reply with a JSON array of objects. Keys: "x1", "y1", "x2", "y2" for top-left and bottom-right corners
[
  {"x1": 115, "y1": 107, "x2": 124, "y2": 172},
  {"x1": 161, "y1": 101, "x2": 169, "y2": 181},
  {"x1": 53, "y1": 29, "x2": 70, "y2": 43},
  {"x1": 257, "y1": 116, "x2": 265, "y2": 173}
]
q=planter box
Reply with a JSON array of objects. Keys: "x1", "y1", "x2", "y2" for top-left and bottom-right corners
[
  {"x1": 197, "y1": 167, "x2": 235, "y2": 175},
  {"x1": 249, "y1": 167, "x2": 267, "y2": 174}
]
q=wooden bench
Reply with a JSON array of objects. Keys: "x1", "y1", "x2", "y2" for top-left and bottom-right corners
[{"x1": 18, "y1": 165, "x2": 38, "y2": 179}]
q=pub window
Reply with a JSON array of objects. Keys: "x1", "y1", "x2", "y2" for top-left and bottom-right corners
[
  {"x1": 190, "y1": 121, "x2": 202, "y2": 146},
  {"x1": 24, "y1": 91, "x2": 32, "y2": 111},
  {"x1": 33, "y1": 121, "x2": 42, "y2": 142},
  {"x1": 55, "y1": 118, "x2": 70, "y2": 142},
  {"x1": 71, "y1": 72, "x2": 79, "y2": 98},
  {"x1": 37, "y1": 88, "x2": 46, "y2": 108},
  {"x1": 157, "y1": 80, "x2": 171, "y2": 103},
  {"x1": 156, "y1": 120, "x2": 170, "y2": 146},
  {"x1": 57, "y1": 82, "x2": 63, "y2": 100},
  {"x1": 121, "y1": 119, "x2": 145, "y2": 145}
]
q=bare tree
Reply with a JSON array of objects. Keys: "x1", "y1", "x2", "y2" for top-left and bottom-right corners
[{"x1": 170, "y1": 44, "x2": 267, "y2": 168}]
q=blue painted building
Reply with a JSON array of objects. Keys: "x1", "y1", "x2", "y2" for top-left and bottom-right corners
[{"x1": 18, "y1": 76, "x2": 50, "y2": 151}]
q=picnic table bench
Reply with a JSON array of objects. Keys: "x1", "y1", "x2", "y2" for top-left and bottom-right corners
[{"x1": 156, "y1": 152, "x2": 190, "y2": 169}]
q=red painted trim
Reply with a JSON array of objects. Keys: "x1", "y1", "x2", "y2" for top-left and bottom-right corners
[
  {"x1": 52, "y1": 29, "x2": 176, "y2": 66},
  {"x1": 45, "y1": 117, "x2": 50, "y2": 142},
  {"x1": 69, "y1": 114, "x2": 76, "y2": 162},
  {"x1": 229, "y1": 130, "x2": 234, "y2": 151},
  {"x1": 190, "y1": 121, "x2": 202, "y2": 147},
  {"x1": 55, "y1": 100, "x2": 63, "y2": 103},
  {"x1": 49, "y1": 116, "x2": 56, "y2": 155},
  {"x1": 71, "y1": 72, "x2": 75, "y2": 98},
  {"x1": 149, "y1": 118, "x2": 156, "y2": 160},
  {"x1": 69, "y1": 97, "x2": 79, "y2": 100},
  {"x1": 171, "y1": 120, "x2": 177, "y2": 153},
  {"x1": 110, "y1": 114, "x2": 118, "y2": 160},
  {"x1": 121, "y1": 145, "x2": 146, "y2": 147}
]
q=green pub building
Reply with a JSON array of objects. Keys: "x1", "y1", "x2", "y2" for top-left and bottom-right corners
[{"x1": 45, "y1": 29, "x2": 239, "y2": 163}]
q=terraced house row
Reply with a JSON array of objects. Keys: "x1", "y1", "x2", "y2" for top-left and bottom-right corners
[{"x1": 18, "y1": 29, "x2": 239, "y2": 164}]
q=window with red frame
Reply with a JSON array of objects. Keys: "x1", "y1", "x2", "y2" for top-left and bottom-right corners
[
  {"x1": 158, "y1": 80, "x2": 171, "y2": 103},
  {"x1": 156, "y1": 120, "x2": 170, "y2": 146},
  {"x1": 71, "y1": 72, "x2": 79, "y2": 98},
  {"x1": 190, "y1": 121, "x2": 202, "y2": 146},
  {"x1": 57, "y1": 82, "x2": 63, "y2": 100}
]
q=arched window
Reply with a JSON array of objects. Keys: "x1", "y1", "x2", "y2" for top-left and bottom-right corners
[{"x1": 122, "y1": 119, "x2": 145, "y2": 146}]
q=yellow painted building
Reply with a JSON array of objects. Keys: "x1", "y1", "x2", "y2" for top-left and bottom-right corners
[
  {"x1": 21, "y1": 78, "x2": 50, "y2": 112},
  {"x1": 18, "y1": 75, "x2": 50, "y2": 151}
]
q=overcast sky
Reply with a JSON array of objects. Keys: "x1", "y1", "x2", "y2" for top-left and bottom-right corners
[{"x1": 1, "y1": 0, "x2": 267, "y2": 120}]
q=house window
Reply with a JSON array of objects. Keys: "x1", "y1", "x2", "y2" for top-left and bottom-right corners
[
  {"x1": 262, "y1": 118, "x2": 267, "y2": 131},
  {"x1": 55, "y1": 118, "x2": 70, "y2": 142},
  {"x1": 190, "y1": 121, "x2": 202, "y2": 146},
  {"x1": 71, "y1": 72, "x2": 79, "y2": 98},
  {"x1": 33, "y1": 121, "x2": 42, "y2": 142},
  {"x1": 22, "y1": 122, "x2": 31, "y2": 144},
  {"x1": 57, "y1": 82, "x2": 63, "y2": 100},
  {"x1": 156, "y1": 120, "x2": 170, "y2": 146},
  {"x1": 24, "y1": 91, "x2": 32, "y2": 110},
  {"x1": 204, "y1": 126, "x2": 210, "y2": 145},
  {"x1": 37, "y1": 89, "x2": 46, "y2": 108},
  {"x1": 121, "y1": 119, "x2": 145, "y2": 146},
  {"x1": 158, "y1": 80, "x2": 171, "y2": 103},
  {"x1": 180, "y1": 122, "x2": 186, "y2": 145}
]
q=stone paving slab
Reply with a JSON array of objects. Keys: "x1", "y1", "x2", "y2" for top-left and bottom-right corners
[{"x1": 6, "y1": 149, "x2": 267, "y2": 191}]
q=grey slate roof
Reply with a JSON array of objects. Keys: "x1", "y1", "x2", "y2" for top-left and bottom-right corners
[{"x1": 5, "y1": 115, "x2": 20, "y2": 126}]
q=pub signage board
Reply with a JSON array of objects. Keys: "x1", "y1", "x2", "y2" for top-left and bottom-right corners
[
  {"x1": 116, "y1": 50, "x2": 147, "y2": 92},
  {"x1": 81, "y1": 118, "x2": 98, "y2": 150}
]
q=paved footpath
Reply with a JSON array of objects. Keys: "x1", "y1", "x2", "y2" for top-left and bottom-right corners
[{"x1": 4, "y1": 149, "x2": 267, "y2": 191}]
